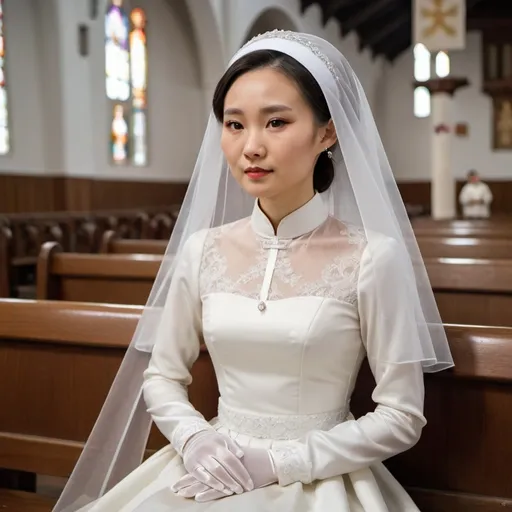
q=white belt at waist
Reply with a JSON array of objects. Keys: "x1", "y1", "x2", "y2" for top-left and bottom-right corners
[{"x1": 216, "y1": 399, "x2": 348, "y2": 440}]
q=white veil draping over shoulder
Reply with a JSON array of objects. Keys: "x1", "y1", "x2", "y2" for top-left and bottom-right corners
[{"x1": 53, "y1": 31, "x2": 453, "y2": 512}]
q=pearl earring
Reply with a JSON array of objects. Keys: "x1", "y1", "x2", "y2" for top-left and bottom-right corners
[{"x1": 325, "y1": 148, "x2": 333, "y2": 159}]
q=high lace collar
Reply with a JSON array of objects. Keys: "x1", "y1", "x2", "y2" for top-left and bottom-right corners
[{"x1": 250, "y1": 193, "x2": 329, "y2": 239}]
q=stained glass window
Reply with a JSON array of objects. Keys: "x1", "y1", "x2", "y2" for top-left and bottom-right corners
[
  {"x1": 111, "y1": 104, "x2": 128, "y2": 163},
  {"x1": 106, "y1": 1, "x2": 148, "y2": 165},
  {"x1": 0, "y1": 0, "x2": 9, "y2": 155},
  {"x1": 105, "y1": 0, "x2": 130, "y2": 102},
  {"x1": 130, "y1": 8, "x2": 147, "y2": 166}
]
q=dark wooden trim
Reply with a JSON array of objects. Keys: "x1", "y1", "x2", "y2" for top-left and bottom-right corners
[
  {"x1": 0, "y1": 174, "x2": 189, "y2": 213},
  {"x1": 414, "y1": 77, "x2": 469, "y2": 96}
]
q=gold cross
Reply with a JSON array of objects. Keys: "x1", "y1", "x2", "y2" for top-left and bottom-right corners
[{"x1": 421, "y1": 0, "x2": 459, "y2": 38}]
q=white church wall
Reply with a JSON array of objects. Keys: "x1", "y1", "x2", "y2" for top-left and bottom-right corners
[
  {"x1": 378, "y1": 31, "x2": 512, "y2": 181},
  {"x1": 0, "y1": 0, "x2": 47, "y2": 174}
]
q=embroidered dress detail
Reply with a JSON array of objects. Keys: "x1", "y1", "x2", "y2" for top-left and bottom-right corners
[
  {"x1": 199, "y1": 216, "x2": 367, "y2": 306},
  {"x1": 217, "y1": 400, "x2": 348, "y2": 441}
]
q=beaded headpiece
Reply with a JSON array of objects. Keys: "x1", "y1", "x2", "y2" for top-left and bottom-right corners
[{"x1": 242, "y1": 29, "x2": 342, "y2": 86}]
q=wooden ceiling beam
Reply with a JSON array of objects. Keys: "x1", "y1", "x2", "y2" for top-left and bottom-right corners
[
  {"x1": 387, "y1": 36, "x2": 412, "y2": 61},
  {"x1": 320, "y1": 0, "x2": 360, "y2": 24},
  {"x1": 361, "y1": 12, "x2": 409, "y2": 50},
  {"x1": 341, "y1": 0, "x2": 397, "y2": 34}
]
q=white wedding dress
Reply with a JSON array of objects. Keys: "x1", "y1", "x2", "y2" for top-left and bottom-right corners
[{"x1": 85, "y1": 193, "x2": 425, "y2": 511}]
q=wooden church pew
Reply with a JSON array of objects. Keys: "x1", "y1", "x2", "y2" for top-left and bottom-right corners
[
  {"x1": 39, "y1": 240, "x2": 512, "y2": 327},
  {"x1": 351, "y1": 323, "x2": 512, "y2": 511},
  {"x1": 417, "y1": 236, "x2": 512, "y2": 259},
  {"x1": 0, "y1": 299, "x2": 218, "y2": 510},
  {"x1": 100, "y1": 229, "x2": 167, "y2": 255},
  {"x1": 425, "y1": 257, "x2": 512, "y2": 327},
  {"x1": 0, "y1": 206, "x2": 180, "y2": 300},
  {"x1": 37, "y1": 242, "x2": 164, "y2": 305},
  {"x1": 0, "y1": 298, "x2": 511, "y2": 510}
]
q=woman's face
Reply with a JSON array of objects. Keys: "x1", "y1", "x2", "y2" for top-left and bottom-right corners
[{"x1": 221, "y1": 67, "x2": 335, "y2": 203}]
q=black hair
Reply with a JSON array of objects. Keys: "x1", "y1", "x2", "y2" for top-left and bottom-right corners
[{"x1": 212, "y1": 50, "x2": 335, "y2": 193}]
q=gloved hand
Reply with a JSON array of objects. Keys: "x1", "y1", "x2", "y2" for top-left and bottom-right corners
[
  {"x1": 172, "y1": 445, "x2": 277, "y2": 502},
  {"x1": 179, "y1": 429, "x2": 254, "y2": 495}
]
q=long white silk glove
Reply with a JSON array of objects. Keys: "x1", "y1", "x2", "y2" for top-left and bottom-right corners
[
  {"x1": 172, "y1": 445, "x2": 277, "y2": 502},
  {"x1": 179, "y1": 430, "x2": 254, "y2": 495}
]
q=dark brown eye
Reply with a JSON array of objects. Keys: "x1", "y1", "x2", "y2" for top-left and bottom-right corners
[
  {"x1": 225, "y1": 121, "x2": 243, "y2": 130},
  {"x1": 269, "y1": 119, "x2": 286, "y2": 128}
]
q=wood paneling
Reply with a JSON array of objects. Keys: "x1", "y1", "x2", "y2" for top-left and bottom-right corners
[
  {"x1": 87, "y1": 179, "x2": 188, "y2": 211},
  {"x1": 397, "y1": 180, "x2": 512, "y2": 216},
  {"x1": 0, "y1": 174, "x2": 189, "y2": 213}
]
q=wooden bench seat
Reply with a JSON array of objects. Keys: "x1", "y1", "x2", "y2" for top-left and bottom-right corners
[
  {"x1": 37, "y1": 242, "x2": 164, "y2": 304},
  {"x1": 425, "y1": 257, "x2": 512, "y2": 326}
]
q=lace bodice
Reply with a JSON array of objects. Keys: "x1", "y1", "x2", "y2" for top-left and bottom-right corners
[{"x1": 199, "y1": 216, "x2": 367, "y2": 305}]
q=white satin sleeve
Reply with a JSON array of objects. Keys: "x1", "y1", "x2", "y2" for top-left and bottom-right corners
[
  {"x1": 142, "y1": 229, "x2": 214, "y2": 456},
  {"x1": 269, "y1": 237, "x2": 427, "y2": 486}
]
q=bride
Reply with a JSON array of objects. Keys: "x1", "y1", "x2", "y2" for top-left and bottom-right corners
[{"x1": 54, "y1": 30, "x2": 453, "y2": 512}]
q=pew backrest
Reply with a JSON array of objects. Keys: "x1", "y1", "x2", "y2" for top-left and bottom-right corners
[
  {"x1": 417, "y1": 236, "x2": 512, "y2": 259},
  {"x1": 0, "y1": 298, "x2": 218, "y2": 480},
  {"x1": 414, "y1": 225, "x2": 511, "y2": 238},
  {"x1": 100, "y1": 230, "x2": 167, "y2": 255},
  {"x1": 425, "y1": 256, "x2": 512, "y2": 292},
  {"x1": 37, "y1": 242, "x2": 162, "y2": 304}
]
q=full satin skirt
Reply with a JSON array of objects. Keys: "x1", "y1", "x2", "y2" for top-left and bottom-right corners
[{"x1": 83, "y1": 421, "x2": 420, "y2": 512}]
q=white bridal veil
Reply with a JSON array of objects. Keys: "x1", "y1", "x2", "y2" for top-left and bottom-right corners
[{"x1": 54, "y1": 30, "x2": 453, "y2": 512}]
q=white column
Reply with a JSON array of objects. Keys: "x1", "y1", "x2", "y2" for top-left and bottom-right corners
[
  {"x1": 431, "y1": 92, "x2": 455, "y2": 219},
  {"x1": 53, "y1": 0, "x2": 96, "y2": 178}
]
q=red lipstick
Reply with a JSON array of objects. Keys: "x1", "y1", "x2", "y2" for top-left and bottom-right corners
[{"x1": 245, "y1": 167, "x2": 272, "y2": 180}]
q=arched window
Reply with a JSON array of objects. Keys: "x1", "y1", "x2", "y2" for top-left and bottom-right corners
[
  {"x1": 414, "y1": 87, "x2": 431, "y2": 117},
  {"x1": 413, "y1": 43, "x2": 431, "y2": 118},
  {"x1": 106, "y1": 1, "x2": 148, "y2": 166},
  {"x1": 0, "y1": 0, "x2": 9, "y2": 155},
  {"x1": 435, "y1": 51, "x2": 450, "y2": 78}
]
